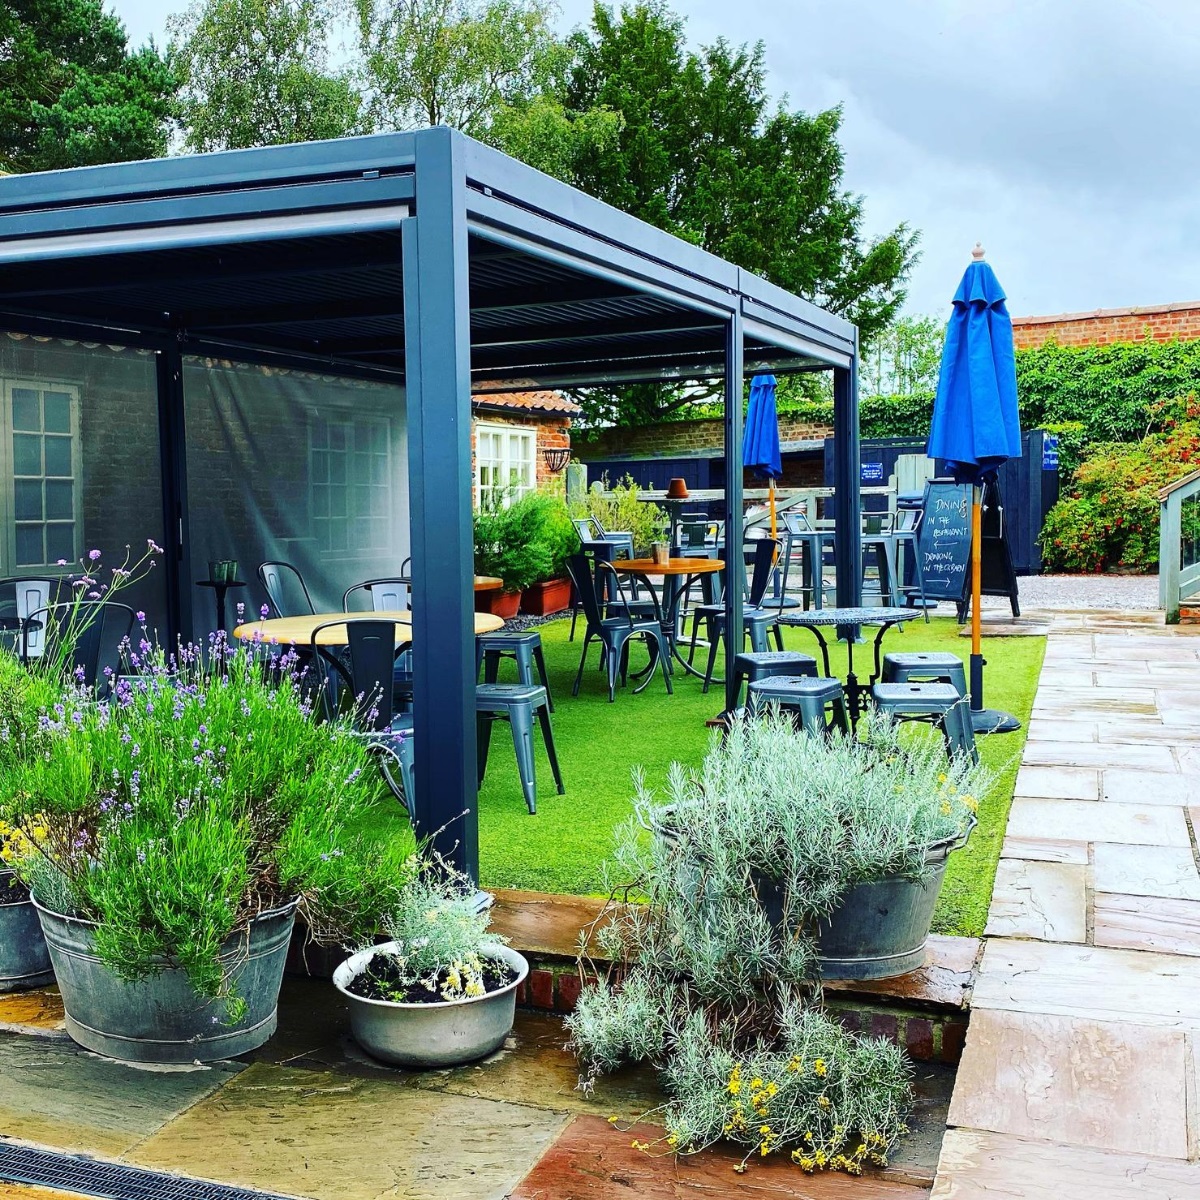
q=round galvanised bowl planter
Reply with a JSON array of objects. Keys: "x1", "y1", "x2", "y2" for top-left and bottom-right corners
[
  {"x1": 814, "y1": 825, "x2": 973, "y2": 981},
  {"x1": 33, "y1": 897, "x2": 297, "y2": 1063},
  {"x1": 333, "y1": 942, "x2": 528, "y2": 1068},
  {"x1": 0, "y1": 870, "x2": 53, "y2": 992}
]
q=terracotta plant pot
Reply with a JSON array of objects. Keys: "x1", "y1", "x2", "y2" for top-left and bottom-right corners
[
  {"x1": 521, "y1": 578, "x2": 572, "y2": 616},
  {"x1": 475, "y1": 589, "x2": 523, "y2": 619}
]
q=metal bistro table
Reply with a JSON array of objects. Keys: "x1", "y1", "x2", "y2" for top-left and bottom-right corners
[
  {"x1": 776, "y1": 605, "x2": 918, "y2": 723},
  {"x1": 611, "y1": 557, "x2": 725, "y2": 681}
]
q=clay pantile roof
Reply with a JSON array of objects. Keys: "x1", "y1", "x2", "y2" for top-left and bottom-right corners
[{"x1": 472, "y1": 383, "x2": 580, "y2": 415}]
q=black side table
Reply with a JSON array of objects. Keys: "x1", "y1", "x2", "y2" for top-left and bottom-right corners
[{"x1": 196, "y1": 580, "x2": 247, "y2": 634}]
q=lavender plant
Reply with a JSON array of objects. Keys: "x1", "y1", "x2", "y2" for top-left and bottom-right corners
[{"x1": 0, "y1": 630, "x2": 415, "y2": 1013}]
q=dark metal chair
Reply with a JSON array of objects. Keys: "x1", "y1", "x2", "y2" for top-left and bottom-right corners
[
  {"x1": 258, "y1": 560, "x2": 315, "y2": 617},
  {"x1": 687, "y1": 538, "x2": 785, "y2": 693},
  {"x1": 566, "y1": 551, "x2": 673, "y2": 703},
  {"x1": 343, "y1": 577, "x2": 412, "y2": 613},
  {"x1": 310, "y1": 618, "x2": 416, "y2": 821},
  {"x1": 0, "y1": 577, "x2": 53, "y2": 661},
  {"x1": 24, "y1": 601, "x2": 135, "y2": 691}
]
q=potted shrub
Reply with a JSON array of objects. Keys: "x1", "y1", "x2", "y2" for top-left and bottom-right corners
[
  {"x1": 0, "y1": 635, "x2": 416, "y2": 1064},
  {"x1": 474, "y1": 492, "x2": 579, "y2": 618},
  {"x1": 565, "y1": 711, "x2": 988, "y2": 1176},
  {"x1": 333, "y1": 857, "x2": 528, "y2": 1067},
  {"x1": 1, "y1": 824, "x2": 53, "y2": 992},
  {"x1": 521, "y1": 493, "x2": 580, "y2": 616},
  {"x1": 567, "y1": 475, "x2": 669, "y2": 558}
]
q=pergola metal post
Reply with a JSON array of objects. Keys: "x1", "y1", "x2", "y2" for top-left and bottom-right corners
[
  {"x1": 402, "y1": 128, "x2": 478, "y2": 876},
  {"x1": 154, "y1": 338, "x2": 191, "y2": 647},
  {"x1": 723, "y1": 310, "x2": 745, "y2": 714},
  {"x1": 833, "y1": 354, "x2": 863, "y2": 612}
]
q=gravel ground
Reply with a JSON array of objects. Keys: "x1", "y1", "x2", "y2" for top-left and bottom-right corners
[{"x1": 980, "y1": 572, "x2": 1159, "y2": 611}]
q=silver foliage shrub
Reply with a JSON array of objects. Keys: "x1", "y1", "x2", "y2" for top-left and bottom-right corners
[{"x1": 566, "y1": 709, "x2": 990, "y2": 1174}]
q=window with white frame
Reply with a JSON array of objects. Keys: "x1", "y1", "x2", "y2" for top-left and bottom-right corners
[
  {"x1": 308, "y1": 413, "x2": 394, "y2": 556},
  {"x1": 1, "y1": 380, "x2": 81, "y2": 573},
  {"x1": 476, "y1": 423, "x2": 535, "y2": 508}
]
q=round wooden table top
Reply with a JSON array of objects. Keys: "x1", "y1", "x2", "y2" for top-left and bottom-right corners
[
  {"x1": 474, "y1": 575, "x2": 504, "y2": 592},
  {"x1": 231, "y1": 610, "x2": 504, "y2": 647},
  {"x1": 612, "y1": 557, "x2": 724, "y2": 577}
]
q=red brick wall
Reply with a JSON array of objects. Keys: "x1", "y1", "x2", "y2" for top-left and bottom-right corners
[
  {"x1": 575, "y1": 412, "x2": 834, "y2": 462},
  {"x1": 1013, "y1": 301, "x2": 1200, "y2": 350}
]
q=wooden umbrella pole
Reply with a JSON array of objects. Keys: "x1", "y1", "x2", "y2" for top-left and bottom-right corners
[
  {"x1": 769, "y1": 477, "x2": 777, "y2": 540},
  {"x1": 970, "y1": 484, "x2": 984, "y2": 710}
]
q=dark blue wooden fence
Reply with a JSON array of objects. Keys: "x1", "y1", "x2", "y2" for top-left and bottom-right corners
[{"x1": 822, "y1": 430, "x2": 1059, "y2": 575}]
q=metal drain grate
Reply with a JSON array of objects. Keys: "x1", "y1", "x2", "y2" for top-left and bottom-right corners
[{"x1": 0, "y1": 1139, "x2": 298, "y2": 1200}]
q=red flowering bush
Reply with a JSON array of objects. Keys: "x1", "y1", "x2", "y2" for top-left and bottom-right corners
[{"x1": 1039, "y1": 398, "x2": 1200, "y2": 573}]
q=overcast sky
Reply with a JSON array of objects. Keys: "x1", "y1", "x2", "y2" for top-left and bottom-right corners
[{"x1": 109, "y1": 0, "x2": 1200, "y2": 320}]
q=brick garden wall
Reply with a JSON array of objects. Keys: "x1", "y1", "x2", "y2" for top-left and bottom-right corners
[
  {"x1": 575, "y1": 412, "x2": 834, "y2": 463},
  {"x1": 1013, "y1": 301, "x2": 1200, "y2": 350}
]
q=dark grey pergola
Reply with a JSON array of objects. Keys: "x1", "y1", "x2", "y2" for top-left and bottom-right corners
[{"x1": 0, "y1": 125, "x2": 861, "y2": 875}]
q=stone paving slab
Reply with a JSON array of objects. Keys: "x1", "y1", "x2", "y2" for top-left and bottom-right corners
[
  {"x1": 972, "y1": 933, "x2": 1200, "y2": 1029},
  {"x1": 998, "y1": 835, "x2": 1088, "y2": 864},
  {"x1": 1101, "y1": 771, "x2": 1200, "y2": 805},
  {"x1": 948, "y1": 1009, "x2": 1196, "y2": 1159},
  {"x1": 509, "y1": 1116, "x2": 932, "y2": 1200},
  {"x1": 0, "y1": 1033, "x2": 242, "y2": 1157},
  {"x1": 1012, "y1": 765, "x2": 1098, "y2": 800},
  {"x1": 1092, "y1": 844, "x2": 1200, "y2": 900},
  {"x1": 985, "y1": 860, "x2": 1086, "y2": 942},
  {"x1": 931, "y1": 1128, "x2": 1200, "y2": 1199},
  {"x1": 1020, "y1": 740, "x2": 1178, "y2": 771},
  {"x1": 0, "y1": 1186, "x2": 95, "y2": 1200},
  {"x1": 1093, "y1": 893, "x2": 1200, "y2": 957},
  {"x1": 129, "y1": 1061, "x2": 568, "y2": 1200},
  {"x1": 0, "y1": 989, "x2": 64, "y2": 1037},
  {"x1": 1005, "y1": 797, "x2": 1191, "y2": 846}
]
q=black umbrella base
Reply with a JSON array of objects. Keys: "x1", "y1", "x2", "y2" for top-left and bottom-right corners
[{"x1": 971, "y1": 707, "x2": 1022, "y2": 735}]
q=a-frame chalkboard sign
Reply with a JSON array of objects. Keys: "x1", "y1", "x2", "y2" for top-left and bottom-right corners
[
  {"x1": 917, "y1": 479, "x2": 1022, "y2": 618},
  {"x1": 917, "y1": 482, "x2": 973, "y2": 601}
]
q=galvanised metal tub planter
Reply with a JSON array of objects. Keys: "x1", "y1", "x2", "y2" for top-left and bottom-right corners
[
  {"x1": 814, "y1": 824, "x2": 974, "y2": 981},
  {"x1": 0, "y1": 871, "x2": 53, "y2": 992},
  {"x1": 33, "y1": 898, "x2": 297, "y2": 1063},
  {"x1": 333, "y1": 942, "x2": 528, "y2": 1068},
  {"x1": 647, "y1": 807, "x2": 975, "y2": 983}
]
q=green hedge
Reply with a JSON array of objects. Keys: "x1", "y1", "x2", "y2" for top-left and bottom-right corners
[{"x1": 776, "y1": 340, "x2": 1200, "y2": 470}]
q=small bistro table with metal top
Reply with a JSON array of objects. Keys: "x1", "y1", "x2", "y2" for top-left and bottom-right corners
[
  {"x1": 611, "y1": 557, "x2": 725, "y2": 680},
  {"x1": 231, "y1": 610, "x2": 504, "y2": 646},
  {"x1": 775, "y1": 605, "x2": 918, "y2": 722}
]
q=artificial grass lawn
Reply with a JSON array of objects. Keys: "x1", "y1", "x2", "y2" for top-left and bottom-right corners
[{"x1": 469, "y1": 614, "x2": 1044, "y2": 939}]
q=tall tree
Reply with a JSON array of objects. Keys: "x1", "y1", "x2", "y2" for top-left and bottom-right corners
[
  {"x1": 563, "y1": 2, "x2": 919, "y2": 424},
  {"x1": 169, "y1": 0, "x2": 362, "y2": 152},
  {"x1": 351, "y1": 0, "x2": 567, "y2": 136},
  {"x1": 0, "y1": 0, "x2": 176, "y2": 173}
]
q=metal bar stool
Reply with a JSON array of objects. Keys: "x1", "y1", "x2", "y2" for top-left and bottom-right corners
[
  {"x1": 747, "y1": 676, "x2": 850, "y2": 737},
  {"x1": 476, "y1": 683, "x2": 565, "y2": 814},
  {"x1": 731, "y1": 650, "x2": 819, "y2": 710},
  {"x1": 882, "y1": 651, "x2": 968, "y2": 698},
  {"x1": 871, "y1": 682, "x2": 978, "y2": 762},
  {"x1": 476, "y1": 630, "x2": 554, "y2": 711}
]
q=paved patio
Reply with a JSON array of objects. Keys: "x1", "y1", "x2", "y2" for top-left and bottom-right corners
[{"x1": 934, "y1": 609, "x2": 1200, "y2": 1197}]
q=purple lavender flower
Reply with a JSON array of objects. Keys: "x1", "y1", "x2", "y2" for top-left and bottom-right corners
[
  {"x1": 88, "y1": 549, "x2": 101, "y2": 562},
  {"x1": 148, "y1": 539, "x2": 163, "y2": 554},
  {"x1": 136, "y1": 610, "x2": 146, "y2": 623},
  {"x1": 260, "y1": 604, "x2": 270, "y2": 620}
]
